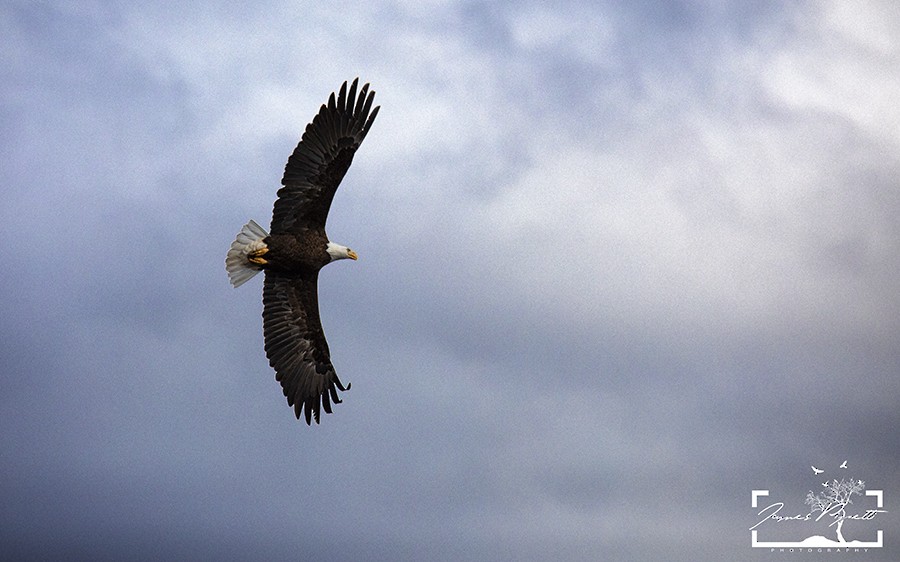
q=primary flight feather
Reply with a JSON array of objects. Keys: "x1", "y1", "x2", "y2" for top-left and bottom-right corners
[{"x1": 226, "y1": 78, "x2": 379, "y2": 424}]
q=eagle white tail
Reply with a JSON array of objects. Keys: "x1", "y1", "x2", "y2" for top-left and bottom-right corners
[{"x1": 226, "y1": 220, "x2": 269, "y2": 288}]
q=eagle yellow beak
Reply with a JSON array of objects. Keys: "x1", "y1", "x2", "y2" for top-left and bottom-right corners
[{"x1": 347, "y1": 250, "x2": 358, "y2": 260}]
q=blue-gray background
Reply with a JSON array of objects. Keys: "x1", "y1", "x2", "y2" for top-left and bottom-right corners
[{"x1": 2, "y1": 1, "x2": 898, "y2": 560}]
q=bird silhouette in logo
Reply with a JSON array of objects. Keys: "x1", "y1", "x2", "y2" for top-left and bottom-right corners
[
  {"x1": 839, "y1": 460, "x2": 848, "y2": 469},
  {"x1": 812, "y1": 466, "x2": 824, "y2": 475}
]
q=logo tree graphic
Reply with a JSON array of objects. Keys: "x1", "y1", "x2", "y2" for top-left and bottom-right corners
[{"x1": 805, "y1": 478, "x2": 865, "y2": 543}]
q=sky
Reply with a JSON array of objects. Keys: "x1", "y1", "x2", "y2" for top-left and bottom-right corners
[{"x1": 2, "y1": 1, "x2": 899, "y2": 560}]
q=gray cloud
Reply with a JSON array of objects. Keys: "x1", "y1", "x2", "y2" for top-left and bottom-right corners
[{"x1": 2, "y1": 1, "x2": 898, "y2": 560}]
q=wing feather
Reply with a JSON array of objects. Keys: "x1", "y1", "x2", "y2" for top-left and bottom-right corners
[
  {"x1": 271, "y1": 78, "x2": 379, "y2": 234},
  {"x1": 262, "y1": 272, "x2": 350, "y2": 424}
]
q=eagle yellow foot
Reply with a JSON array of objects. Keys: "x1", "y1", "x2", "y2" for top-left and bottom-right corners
[{"x1": 248, "y1": 246, "x2": 269, "y2": 265}]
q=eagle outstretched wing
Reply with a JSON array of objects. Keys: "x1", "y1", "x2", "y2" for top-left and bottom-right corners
[
  {"x1": 271, "y1": 78, "x2": 379, "y2": 234},
  {"x1": 262, "y1": 272, "x2": 350, "y2": 424}
]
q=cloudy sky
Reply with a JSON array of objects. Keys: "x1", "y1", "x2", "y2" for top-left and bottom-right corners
[{"x1": 2, "y1": 1, "x2": 899, "y2": 560}]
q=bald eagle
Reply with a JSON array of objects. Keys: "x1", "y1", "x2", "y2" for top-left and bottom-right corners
[{"x1": 225, "y1": 79, "x2": 379, "y2": 424}]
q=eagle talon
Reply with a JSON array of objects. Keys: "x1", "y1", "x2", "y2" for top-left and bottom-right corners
[{"x1": 248, "y1": 246, "x2": 269, "y2": 265}]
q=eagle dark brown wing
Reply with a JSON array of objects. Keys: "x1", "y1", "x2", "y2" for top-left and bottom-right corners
[
  {"x1": 262, "y1": 271, "x2": 350, "y2": 424},
  {"x1": 271, "y1": 78, "x2": 380, "y2": 234}
]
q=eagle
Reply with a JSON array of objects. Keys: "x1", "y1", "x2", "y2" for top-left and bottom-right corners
[{"x1": 225, "y1": 78, "x2": 379, "y2": 424}]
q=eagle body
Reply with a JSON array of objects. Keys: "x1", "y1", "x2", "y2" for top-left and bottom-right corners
[
  {"x1": 226, "y1": 78, "x2": 379, "y2": 424},
  {"x1": 261, "y1": 231, "x2": 332, "y2": 274}
]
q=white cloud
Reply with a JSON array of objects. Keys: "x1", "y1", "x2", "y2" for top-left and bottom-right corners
[
  {"x1": 427, "y1": 2, "x2": 900, "y2": 347},
  {"x1": 764, "y1": 1, "x2": 900, "y2": 151},
  {"x1": 822, "y1": 0, "x2": 900, "y2": 57},
  {"x1": 509, "y1": 4, "x2": 618, "y2": 65}
]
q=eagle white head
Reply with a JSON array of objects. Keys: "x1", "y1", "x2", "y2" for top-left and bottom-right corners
[{"x1": 326, "y1": 242, "x2": 358, "y2": 262}]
